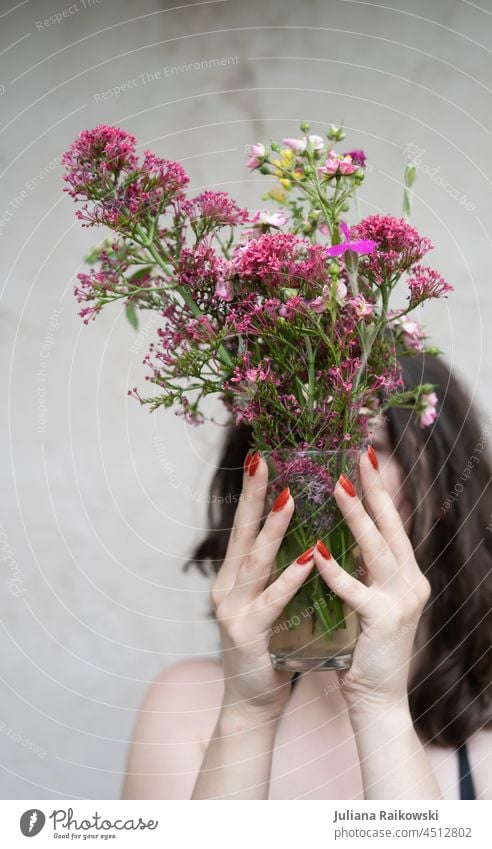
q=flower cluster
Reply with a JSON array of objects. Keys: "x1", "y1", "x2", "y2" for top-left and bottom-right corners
[{"x1": 63, "y1": 121, "x2": 453, "y2": 450}]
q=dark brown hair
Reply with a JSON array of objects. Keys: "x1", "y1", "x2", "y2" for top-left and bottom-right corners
[{"x1": 183, "y1": 354, "x2": 492, "y2": 747}]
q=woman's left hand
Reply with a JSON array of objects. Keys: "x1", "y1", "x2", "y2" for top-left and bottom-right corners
[{"x1": 313, "y1": 447, "x2": 432, "y2": 714}]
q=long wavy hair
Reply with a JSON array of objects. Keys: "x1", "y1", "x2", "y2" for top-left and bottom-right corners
[{"x1": 183, "y1": 354, "x2": 492, "y2": 747}]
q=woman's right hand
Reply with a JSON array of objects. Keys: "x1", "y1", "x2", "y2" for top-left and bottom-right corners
[{"x1": 209, "y1": 451, "x2": 316, "y2": 724}]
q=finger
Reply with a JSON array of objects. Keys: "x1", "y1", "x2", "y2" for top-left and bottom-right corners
[
  {"x1": 359, "y1": 448, "x2": 418, "y2": 574},
  {"x1": 254, "y1": 547, "x2": 317, "y2": 630},
  {"x1": 333, "y1": 471, "x2": 397, "y2": 584},
  {"x1": 231, "y1": 486, "x2": 295, "y2": 604},
  {"x1": 211, "y1": 452, "x2": 268, "y2": 601},
  {"x1": 313, "y1": 542, "x2": 375, "y2": 617}
]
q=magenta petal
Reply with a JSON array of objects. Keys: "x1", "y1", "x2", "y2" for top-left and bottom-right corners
[
  {"x1": 325, "y1": 243, "x2": 349, "y2": 257},
  {"x1": 339, "y1": 220, "x2": 351, "y2": 240},
  {"x1": 349, "y1": 238, "x2": 377, "y2": 254}
]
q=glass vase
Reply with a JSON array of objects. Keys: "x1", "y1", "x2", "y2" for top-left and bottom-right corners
[{"x1": 264, "y1": 448, "x2": 363, "y2": 671}]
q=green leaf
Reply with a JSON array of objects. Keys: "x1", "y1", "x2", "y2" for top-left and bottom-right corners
[
  {"x1": 125, "y1": 301, "x2": 139, "y2": 331},
  {"x1": 84, "y1": 245, "x2": 103, "y2": 264},
  {"x1": 128, "y1": 266, "x2": 152, "y2": 282}
]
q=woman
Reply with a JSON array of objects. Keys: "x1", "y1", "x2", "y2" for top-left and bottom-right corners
[{"x1": 122, "y1": 354, "x2": 492, "y2": 799}]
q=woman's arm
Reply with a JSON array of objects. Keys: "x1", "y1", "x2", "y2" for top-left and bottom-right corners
[
  {"x1": 350, "y1": 701, "x2": 441, "y2": 799},
  {"x1": 191, "y1": 705, "x2": 279, "y2": 799},
  {"x1": 313, "y1": 447, "x2": 442, "y2": 800}
]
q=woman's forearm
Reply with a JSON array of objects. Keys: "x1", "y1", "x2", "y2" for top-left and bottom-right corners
[
  {"x1": 191, "y1": 705, "x2": 278, "y2": 799},
  {"x1": 349, "y1": 700, "x2": 443, "y2": 800}
]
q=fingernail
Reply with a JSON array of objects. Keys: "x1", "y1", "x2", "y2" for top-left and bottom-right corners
[
  {"x1": 316, "y1": 539, "x2": 331, "y2": 559},
  {"x1": 243, "y1": 451, "x2": 252, "y2": 475},
  {"x1": 296, "y1": 546, "x2": 315, "y2": 565},
  {"x1": 367, "y1": 445, "x2": 378, "y2": 470},
  {"x1": 248, "y1": 452, "x2": 260, "y2": 477},
  {"x1": 272, "y1": 486, "x2": 290, "y2": 512},
  {"x1": 338, "y1": 473, "x2": 356, "y2": 498}
]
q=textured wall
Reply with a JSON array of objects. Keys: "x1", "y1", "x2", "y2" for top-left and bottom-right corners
[{"x1": 1, "y1": 0, "x2": 491, "y2": 799}]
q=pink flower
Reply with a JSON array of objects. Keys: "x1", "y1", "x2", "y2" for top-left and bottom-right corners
[
  {"x1": 62, "y1": 129, "x2": 190, "y2": 228},
  {"x1": 419, "y1": 392, "x2": 438, "y2": 427},
  {"x1": 318, "y1": 151, "x2": 358, "y2": 178},
  {"x1": 184, "y1": 191, "x2": 249, "y2": 227},
  {"x1": 247, "y1": 142, "x2": 266, "y2": 170},
  {"x1": 343, "y1": 149, "x2": 367, "y2": 167},
  {"x1": 214, "y1": 276, "x2": 234, "y2": 301},
  {"x1": 325, "y1": 220, "x2": 377, "y2": 257},
  {"x1": 349, "y1": 215, "x2": 433, "y2": 283},
  {"x1": 282, "y1": 134, "x2": 325, "y2": 153},
  {"x1": 390, "y1": 315, "x2": 427, "y2": 351},
  {"x1": 251, "y1": 210, "x2": 288, "y2": 228},
  {"x1": 309, "y1": 281, "x2": 347, "y2": 312},
  {"x1": 407, "y1": 265, "x2": 453, "y2": 307},
  {"x1": 62, "y1": 125, "x2": 138, "y2": 199},
  {"x1": 350, "y1": 295, "x2": 374, "y2": 318}
]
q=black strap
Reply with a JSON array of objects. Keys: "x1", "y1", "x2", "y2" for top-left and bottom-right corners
[
  {"x1": 458, "y1": 742, "x2": 477, "y2": 800},
  {"x1": 290, "y1": 670, "x2": 302, "y2": 689}
]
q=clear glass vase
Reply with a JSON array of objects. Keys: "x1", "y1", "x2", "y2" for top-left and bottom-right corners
[{"x1": 264, "y1": 448, "x2": 363, "y2": 671}]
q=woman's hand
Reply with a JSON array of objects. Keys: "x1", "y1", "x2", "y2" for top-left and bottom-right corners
[
  {"x1": 210, "y1": 451, "x2": 315, "y2": 724},
  {"x1": 313, "y1": 446, "x2": 432, "y2": 715}
]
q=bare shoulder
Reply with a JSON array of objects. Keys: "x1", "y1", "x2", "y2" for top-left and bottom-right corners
[
  {"x1": 468, "y1": 726, "x2": 492, "y2": 799},
  {"x1": 122, "y1": 658, "x2": 224, "y2": 800}
]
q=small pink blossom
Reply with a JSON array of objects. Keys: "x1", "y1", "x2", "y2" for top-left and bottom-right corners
[
  {"x1": 318, "y1": 151, "x2": 358, "y2": 178},
  {"x1": 282, "y1": 134, "x2": 325, "y2": 153},
  {"x1": 407, "y1": 265, "x2": 454, "y2": 307},
  {"x1": 247, "y1": 142, "x2": 266, "y2": 170},
  {"x1": 419, "y1": 392, "x2": 438, "y2": 427},
  {"x1": 251, "y1": 210, "x2": 288, "y2": 228}
]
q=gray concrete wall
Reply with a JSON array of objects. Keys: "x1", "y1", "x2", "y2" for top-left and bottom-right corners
[{"x1": 1, "y1": 0, "x2": 491, "y2": 798}]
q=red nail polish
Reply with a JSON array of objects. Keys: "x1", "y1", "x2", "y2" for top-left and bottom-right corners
[
  {"x1": 367, "y1": 445, "x2": 378, "y2": 470},
  {"x1": 244, "y1": 451, "x2": 252, "y2": 475},
  {"x1": 296, "y1": 546, "x2": 315, "y2": 565},
  {"x1": 272, "y1": 487, "x2": 290, "y2": 512},
  {"x1": 338, "y1": 473, "x2": 356, "y2": 498},
  {"x1": 316, "y1": 539, "x2": 331, "y2": 559},
  {"x1": 248, "y1": 452, "x2": 260, "y2": 477}
]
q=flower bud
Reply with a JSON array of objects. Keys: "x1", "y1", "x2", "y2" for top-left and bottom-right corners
[
  {"x1": 300, "y1": 121, "x2": 310, "y2": 133},
  {"x1": 327, "y1": 124, "x2": 346, "y2": 141}
]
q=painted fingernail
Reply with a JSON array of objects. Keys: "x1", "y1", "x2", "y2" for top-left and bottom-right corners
[
  {"x1": 338, "y1": 473, "x2": 356, "y2": 498},
  {"x1": 272, "y1": 486, "x2": 290, "y2": 512},
  {"x1": 296, "y1": 546, "x2": 315, "y2": 565},
  {"x1": 367, "y1": 445, "x2": 379, "y2": 470},
  {"x1": 248, "y1": 452, "x2": 260, "y2": 477},
  {"x1": 316, "y1": 539, "x2": 331, "y2": 559},
  {"x1": 243, "y1": 451, "x2": 252, "y2": 475}
]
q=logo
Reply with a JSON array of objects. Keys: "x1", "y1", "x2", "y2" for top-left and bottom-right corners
[{"x1": 20, "y1": 809, "x2": 46, "y2": 837}]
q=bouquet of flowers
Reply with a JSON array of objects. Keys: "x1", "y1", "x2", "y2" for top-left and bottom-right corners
[{"x1": 62, "y1": 122, "x2": 452, "y2": 654}]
